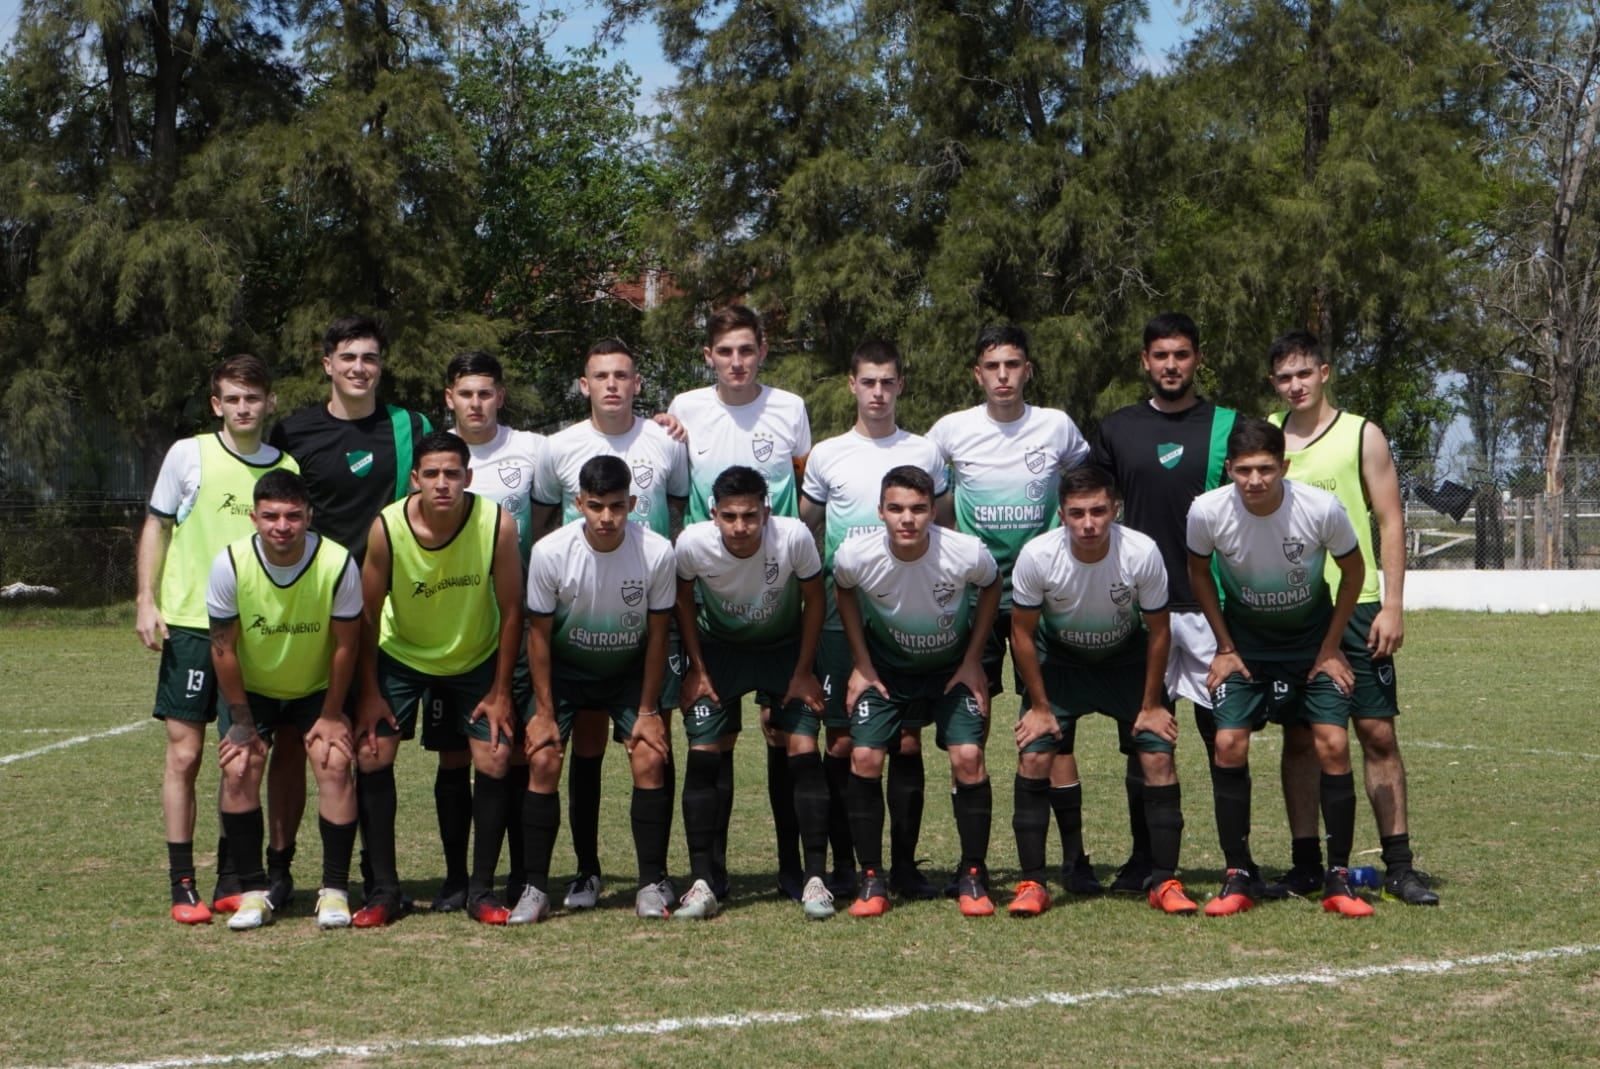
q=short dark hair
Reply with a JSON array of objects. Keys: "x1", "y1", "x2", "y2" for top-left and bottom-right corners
[
  {"x1": 850, "y1": 338, "x2": 904, "y2": 377},
  {"x1": 323, "y1": 315, "x2": 386, "y2": 356},
  {"x1": 413, "y1": 430, "x2": 470, "y2": 470},
  {"x1": 1058, "y1": 465, "x2": 1119, "y2": 504},
  {"x1": 252, "y1": 469, "x2": 310, "y2": 507},
  {"x1": 705, "y1": 305, "x2": 764, "y2": 348},
  {"x1": 578, "y1": 454, "x2": 631, "y2": 497},
  {"x1": 1268, "y1": 329, "x2": 1324, "y2": 372},
  {"x1": 584, "y1": 338, "x2": 637, "y2": 375},
  {"x1": 974, "y1": 324, "x2": 1030, "y2": 364},
  {"x1": 711, "y1": 465, "x2": 769, "y2": 505},
  {"x1": 211, "y1": 354, "x2": 272, "y2": 396},
  {"x1": 1226, "y1": 416, "x2": 1287, "y2": 462},
  {"x1": 446, "y1": 350, "x2": 503, "y2": 385},
  {"x1": 1143, "y1": 312, "x2": 1200, "y2": 352},
  {"x1": 881, "y1": 464, "x2": 935, "y2": 503}
]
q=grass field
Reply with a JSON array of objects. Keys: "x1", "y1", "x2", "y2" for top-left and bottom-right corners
[{"x1": 2, "y1": 607, "x2": 1597, "y2": 1068}]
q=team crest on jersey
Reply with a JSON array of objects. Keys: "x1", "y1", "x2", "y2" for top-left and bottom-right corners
[
  {"x1": 764, "y1": 558, "x2": 779, "y2": 584},
  {"x1": 1109, "y1": 581, "x2": 1132, "y2": 607},
  {"x1": 635, "y1": 497, "x2": 652, "y2": 517},
  {"x1": 762, "y1": 588, "x2": 782, "y2": 606},
  {"x1": 498, "y1": 465, "x2": 522, "y2": 489},
  {"x1": 669, "y1": 653, "x2": 682, "y2": 674},
  {"x1": 1288, "y1": 567, "x2": 1308, "y2": 587},
  {"x1": 752, "y1": 434, "x2": 775, "y2": 463},
  {"x1": 1158, "y1": 442, "x2": 1183, "y2": 470},
  {"x1": 346, "y1": 450, "x2": 374, "y2": 477},
  {"x1": 933, "y1": 581, "x2": 957, "y2": 607},
  {"x1": 937, "y1": 612, "x2": 955, "y2": 631},
  {"x1": 633, "y1": 463, "x2": 655, "y2": 489},
  {"x1": 1377, "y1": 663, "x2": 1395, "y2": 686},
  {"x1": 1026, "y1": 479, "x2": 1046, "y2": 502},
  {"x1": 621, "y1": 580, "x2": 644, "y2": 607},
  {"x1": 622, "y1": 611, "x2": 642, "y2": 629},
  {"x1": 1024, "y1": 448, "x2": 1048, "y2": 474},
  {"x1": 1282, "y1": 539, "x2": 1305, "y2": 564}
]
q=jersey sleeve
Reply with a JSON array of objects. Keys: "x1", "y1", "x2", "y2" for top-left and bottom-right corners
[
  {"x1": 666, "y1": 437, "x2": 690, "y2": 499},
  {"x1": 149, "y1": 438, "x2": 201, "y2": 517},
  {"x1": 788, "y1": 522, "x2": 822, "y2": 580},
  {"x1": 647, "y1": 540, "x2": 677, "y2": 612},
  {"x1": 832, "y1": 544, "x2": 861, "y2": 591},
  {"x1": 1185, "y1": 497, "x2": 1217, "y2": 557},
  {"x1": 799, "y1": 446, "x2": 829, "y2": 505},
  {"x1": 925, "y1": 415, "x2": 954, "y2": 464},
  {"x1": 674, "y1": 527, "x2": 704, "y2": 581},
  {"x1": 331, "y1": 554, "x2": 364, "y2": 619},
  {"x1": 1057, "y1": 415, "x2": 1091, "y2": 470},
  {"x1": 530, "y1": 442, "x2": 563, "y2": 507},
  {"x1": 969, "y1": 543, "x2": 1000, "y2": 588},
  {"x1": 1133, "y1": 540, "x2": 1170, "y2": 614},
  {"x1": 525, "y1": 545, "x2": 560, "y2": 615},
  {"x1": 1009, "y1": 544, "x2": 1044, "y2": 610},
  {"x1": 928, "y1": 443, "x2": 950, "y2": 496},
  {"x1": 205, "y1": 547, "x2": 239, "y2": 620},
  {"x1": 790, "y1": 395, "x2": 813, "y2": 460},
  {"x1": 1089, "y1": 417, "x2": 1117, "y2": 475}
]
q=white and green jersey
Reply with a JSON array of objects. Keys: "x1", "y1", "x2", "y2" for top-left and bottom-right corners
[
  {"x1": 926, "y1": 404, "x2": 1089, "y2": 607},
  {"x1": 833, "y1": 527, "x2": 998, "y2": 673},
  {"x1": 668, "y1": 385, "x2": 812, "y2": 522},
  {"x1": 1011, "y1": 526, "x2": 1168, "y2": 666},
  {"x1": 675, "y1": 516, "x2": 821, "y2": 647},
  {"x1": 532, "y1": 416, "x2": 688, "y2": 538},
  {"x1": 1185, "y1": 480, "x2": 1359, "y2": 661},
  {"x1": 526, "y1": 519, "x2": 676, "y2": 682},
  {"x1": 457, "y1": 425, "x2": 546, "y2": 563}
]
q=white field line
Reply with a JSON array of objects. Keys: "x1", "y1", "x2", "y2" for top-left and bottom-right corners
[
  {"x1": 0, "y1": 720, "x2": 148, "y2": 766},
  {"x1": 22, "y1": 943, "x2": 1600, "y2": 1069},
  {"x1": 1406, "y1": 739, "x2": 1600, "y2": 761}
]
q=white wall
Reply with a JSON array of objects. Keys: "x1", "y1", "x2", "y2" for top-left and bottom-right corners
[{"x1": 1406, "y1": 571, "x2": 1600, "y2": 612}]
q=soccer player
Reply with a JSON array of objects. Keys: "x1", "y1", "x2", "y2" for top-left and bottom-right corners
[
  {"x1": 267, "y1": 315, "x2": 432, "y2": 911},
  {"x1": 530, "y1": 338, "x2": 688, "y2": 912},
  {"x1": 675, "y1": 466, "x2": 827, "y2": 919},
  {"x1": 799, "y1": 339, "x2": 949, "y2": 900},
  {"x1": 1185, "y1": 417, "x2": 1372, "y2": 918},
  {"x1": 668, "y1": 306, "x2": 813, "y2": 899},
  {"x1": 1008, "y1": 466, "x2": 1197, "y2": 917},
  {"x1": 515, "y1": 455, "x2": 676, "y2": 923},
  {"x1": 351, "y1": 432, "x2": 524, "y2": 926},
  {"x1": 834, "y1": 466, "x2": 1001, "y2": 917},
  {"x1": 1266, "y1": 330, "x2": 1439, "y2": 906},
  {"x1": 1091, "y1": 312, "x2": 1236, "y2": 893},
  {"x1": 204, "y1": 471, "x2": 362, "y2": 930},
  {"x1": 136, "y1": 353, "x2": 298, "y2": 923}
]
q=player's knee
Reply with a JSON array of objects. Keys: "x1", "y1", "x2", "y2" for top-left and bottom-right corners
[
  {"x1": 896, "y1": 728, "x2": 922, "y2": 756},
  {"x1": 948, "y1": 745, "x2": 985, "y2": 785},
  {"x1": 473, "y1": 747, "x2": 510, "y2": 780},
  {"x1": 1139, "y1": 753, "x2": 1177, "y2": 787},
  {"x1": 1355, "y1": 718, "x2": 1400, "y2": 762},
  {"x1": 786, "y1": 733, "x2": 818, "y2": 757},
  {"x1": 825, "y1": 730, "x2": 853, "y2": 759},
  {"x1": 1213, "y1": 731, "x2": 1249, "y2": 767},
  {"x1": 1017, "y1": 751, "x2": 1052, "y2": 779},
  {"x1": 437, "y1": 748, "x2": 471, "y2": 771},
  {"x1": 850, "y1": 747, "x2": 886, "y2": 779}
]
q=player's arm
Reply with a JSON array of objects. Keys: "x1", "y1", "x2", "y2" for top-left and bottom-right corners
[
  {"x1": 628, "y1": 611, "x2": 671, "y2": 758},
  {"x1": 1188, "y1": 550, "x2": 1248, "y2": 691},
  {"x1": 1360, "y1": 420, "x2": 1406, "y2": 656},
  {"x1": 652, "y1": 411, "x2": 688, "y2": 443},
  {"x1": 1008, "y1": 605, "x2": 1060, "y2": 748},
  {"x1": 784, "y1": 574, "x2": 827, "y2": 712},
  {"x1": 355, "y1": 516, "x2": 398, "y2": 755},
  {"x1": 835, "y1": 582, "x2": 885, "y2": 713},
  {"x1": 667, "y1": 495, "x2": 687, "y2": 540},
  {"x1": 948, "y1": 577, "x2": 1000, "y2": 715},
  {"x1": 135, "y1": 513, "x2": 174, "y2": 650},
  {"x1": 798, "y1": 495, "x2": 825, "y2": 538},
  {"x1": 1132, "y1": 608, "x2": 1178, "y2": 743},
  {"x1": 673, "y1": 577, "x2": 714, "y2": 710},
  {"x1": 523, "y1": 613, "x2": 560, "y2": 757},
  {"x1": 528, "y1": 501, "x2": 561, "y2": 542},
  {"x1": 472, "y1": 511, "x2": 523, "y2": 751},
  {"x1": 934, "y1": 493, "x2": 955, "y2": 529},
  {"x1": 208, "y1": 616, "x2": 264, "y2": 776},
  {"x1": 1314, "y1": 549, "x2": 1366, "y2": 695},
  {"x1": 791, "y1": 451, "x2": 809, "y2": 483}
]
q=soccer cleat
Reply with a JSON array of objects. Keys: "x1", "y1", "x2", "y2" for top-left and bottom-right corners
[
  {"x1": 315, "y1": 888, "x2": 352, "y2": 929},
  {"x1": 1203, "y1": 868, "x2": 1263, "y2": 917},
  {"x1": 1109, "y1": 854, "x2": 1153, "y2": 894},
  {"x1": 776, "y1": 868, "x2": 805, "y2": 902},
  {"x1": 1148, "y1": 878, "x2": 1199, "y2": 916},
  {"x1": 467, "y1": 892, "x2": 510, "y2": 925},
  {"x1": 352, "y1": 891, "x2": 402, "y2": 929},
  {"x1": 674, "y1": 878, "x2": 720, "y2": 920},
  {"x1": 1262, "y1": 864, "x2": 1325, "y2": 900},
  {"x1": 1006, "y1": 879, "x2": 1051, "y2": 918},
  {"x1": 170, "y1": 878, "x2": 213, "y2": 925},
  {"x1": 507, "y1": 885, "x2": 551, "y2": 925},
  {"x1": 826, "y1": 867, "x2": 858, "y2": 899},
  {"x1": 227, "y1": 890, "x2": 274, "y2": 931},
  {"x1": 1382, "y1": 868, "x2": 1440, "y2": 906},
  {"x1": 211, "y1": 873, "x2": 243, "y2": 914},
  {"x1": 430, "y1": 879, "x2": 468, "y2": 913},
  {"x1": 635, "y1": 879, "x2": 673, "y2": 919},
  {"x1": 564, "y1": 872, "x2": 604, "y2": 910},
  {"x1": 802, "y1": 876, "x2": 835, "y2": 920},
  {"x1": 848, "y1": 870, "x2": 891, "y2": 918},
  {"x1": 1321, "y1": 868, "x2": 1375, "y2": 918},
  {"x1": 266, "y1": 871, "x2": 294, "y2": 912},
  {"x1": 1062, "y1": 854, "x2": 1103, "y2": 896},
  {"x1": 889, "y1": 861, "x2": 942, "y2": 901},
  {"x1": 956, "y1": 866, "x2": 996, "y2": 917}
]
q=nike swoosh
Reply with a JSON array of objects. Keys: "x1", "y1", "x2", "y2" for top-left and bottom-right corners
[{"x1": 874, "y1": 592, "x2": 891, "y2": 599}]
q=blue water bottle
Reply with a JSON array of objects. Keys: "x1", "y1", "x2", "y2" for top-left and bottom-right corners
[{"x1": 1347, "y1": 865, "x2": 1380, "y2": 890}]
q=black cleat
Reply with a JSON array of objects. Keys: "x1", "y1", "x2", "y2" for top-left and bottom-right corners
[
  {"x1": 266, "y1": 871, "x2": 295, "y2": 912},
  {"x1": 1262, "y1": 864, "x2": 1325, "y2": 900},
  {"x1": 889, "y1": 861, "x2": 942, "y2": 901},
  {"x1": 1382, "y1": 867, "x2": 1440, "y2": 906},
  {"x1": 1062, "y1": 854, "x2": 1103, "y2": 896},
  {"x1": 431, "y1": 879, "x2": 469, "y2": 913},
  {"x1": 1109, "y1": 854, "x2": 1152, "y2": 894}
]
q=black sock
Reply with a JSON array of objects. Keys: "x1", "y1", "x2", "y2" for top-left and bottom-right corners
[
  {"x1": 1380, "y1": 833, "x2": 1415, "y2": 874},
  {"x1": 887, "y1": 750, "x2": 925, "y2": 872},
  {"x1": 167, "y1": 841, "x2": 196, "y2": 889},
  {"x1": 502, "y1": 774, "x2": 527, "y2": 890},
  {"x1": 713, "y1": 751, "x2": 735, "y2": 884},
  {"x1": 631, "y1": 785, "x2": 672, "y2": 887},
  {"x1": 823, "y1": 752, "x2": 855, "y2": 873},
  {"x1": 1210, "y1": 763, "x2": 1254, "y2": 872},
  {"x1": 847, "y1": 772, "x2": 886, "y2": 872},
  {"x1": 1291, "y1": 835, "x2": 1324, "y2": 872},
  {"x1": 1144, "y1": 783, "x2": 1184, "y2": 884},
  {"x1": 1193, "y1": 703, "x2": 1218, "y2": 766},
  {"x1": 951, "y1": 778, "x2": 992, "y2": 872},
  {"x1": 789, "y1": 752, "x2": 829, "y2": 880},
  {"x1": 319, "y1": 815, "x2": 357, "y2": 892},
  {"x1": 265, "y1": 843, "x2": 295, "y2": 883},
  {"x1": 1048, "y1": 782, "x2": 1084, "y2": 866},
  {"x1": 767, "y1": 743, "x2": 800, "y2": 877},
  {"x1": 1320, "y1": 771, "x2": 1357, "y2": 870},
  {"x1": 358, "y1": 765, "x2": 400, "y2": 894},
  {"x1": 434, "y1": 764, "x2": 471, "y2": 885},
  {"x1": 220, "y1": 808, "x2": 268, "y2": 892},
  {"x1": 1125, "y1": 753, "x2": 1151, "y2": 863},
  {"x1": 469, "y1": 771, "x2": 508, "y2": 897},
  {"x1": 568, "y1": 754, "x2": 604, "y2": 876},
  {"x1": 214, "y1": 832, "x2": 236, "y2": 887},
  {"x1": 1012, "y1": 775, "x2": 1051, "y2": 881},
  {"x1": 521, "y1": 790, "x2": 560, "y2": 893},
  {"x1": 683, "y1": 750, "x2": 721, "y2": 884}
]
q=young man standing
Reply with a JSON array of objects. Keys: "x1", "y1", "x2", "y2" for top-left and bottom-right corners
[
  {"x1": 1090, "y1": 312, "x2": 1236, "y2": 893},
  {"x1": 668, "y1": 306, "x2": 813, "y2": 899},
  {"x1": 1008, "y1": 466, "x2": 1196, "y2": 917},
  {"x1": 136, "y1": 353, "x2": 298, "y2": 923},
  {"x1": 205, "y1": 470, "x2": 362, "y2": 930},
  {"x1": 1185, "y1": 418, "x2": 1371, "y2": 918},
  {"x1": 799, "y1": 339, "x2": 949, "y2": 900},
  {"x1": 834, "y1": 466, "x2": 1001, "y2": 917},
  {"x1": 1266, "y1": 331, "x2": 1438, "y2": 906},
  {"x1": 352, "y1": 432, "x2": 524, "y2": 927},
  {"x1": 516, "y1": 456, "x2": 677, "y2": 923},
  {"x1": 674, "y1": 466, "x2": 828, "y2": 919}
]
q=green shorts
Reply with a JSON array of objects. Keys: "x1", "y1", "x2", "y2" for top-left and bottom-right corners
[
  {"x1": 1343, "y1": 602, "x2": 1399, "y2": 720},
  {"x1": 1019, "y1": 657, "x2": 1174, "y2": 756},
  {"x1": 218, "y1": 690, "x2": 331, "y2": 742},
  {"x1": 849, "y1": 663, "x2": 986, "y2": 752},
  {"x1": 815, "y1": 629, "x2": 853, "y2": 731},
  {"x1": 1210, "y1": 660, "x2": 1350, "y2": 731},
  {"x1": 151, "y1": 626, "x2": 220, "y2": 724},
  {"x1": 553, "y1": 675, "x2": 643, "y2": 743},
  {"x1": 377, "y1": 649, "x2": 509, "y2": 747},
  {"x1": 686, "y1": 638, "x2": 816, "y2": 744}
]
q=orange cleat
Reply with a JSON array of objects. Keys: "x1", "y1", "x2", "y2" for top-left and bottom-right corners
[
  {"x1": 1148, "y1": 878, "x2": 1199, "y2": 915},
  {"x1": 1007, "y1": 879, "x2": 1052, "y2": 917},
  {"x1": 171, "y1": 878, "x2": 213, "y2": 925},
  {"x1": 956, "y1": 866, "x2": 995, "y2": 917}
]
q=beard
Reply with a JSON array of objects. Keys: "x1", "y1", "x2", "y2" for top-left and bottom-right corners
[{"x1": 1148, "y1": 372, "x2": 1192, "y2": 403}]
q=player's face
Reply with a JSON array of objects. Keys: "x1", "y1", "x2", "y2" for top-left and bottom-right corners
[
  {"x1": 1141, "y1": 335, "x2": 1200, "y2": 403},
  {"x1": 412, "y1": 451, "x2": 471, "y2": 511},
  {"x1": 849, "y1": 361, "x2": 903, "y2": 421},
  {"x1": 1270, "y1": 353, "x2": 1329, "y2": 413},
  {"x1": 1060, "y1": 489, "x2": 1116, "y2": 557},
  {"x1": 579, "y1": 352, "x2": 641, "y2": 414},
  {"x1": 210, "y1": 378, "x2": 274, "y2": 437},
  {"x1": 445, "y1": 374, "x2": 503, "y2": 433},
  {"x1": 973, "y1": 345, "x2": 1031, "y2": 406},
  {"x1": 711, "y1": 494, "x2": 769, "y2": 557},
  {"x1": 251, "y1": 497, "x2": 309, "y2": 559},
  {"x1": 703, "y1": 327, "x2": 766, "y2": 391},
  {"x1": 323, "y1": 336, "x2": 382, "y2": 402},
  {"x1": 1226, "y1": 451, "x2": 1288, "y2": 512},
  {"x1": 879, "y1": 486, "x2": 934, "y2": 549},
  {"x1": 578, "y1": 489, "x2": 635, "y2": 541}
]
